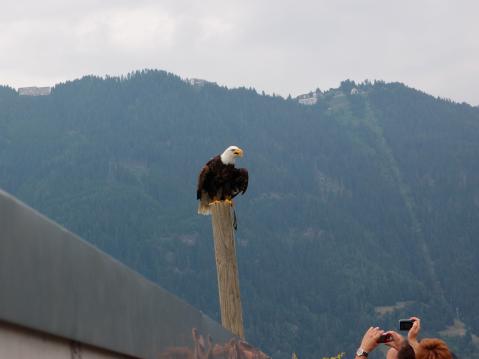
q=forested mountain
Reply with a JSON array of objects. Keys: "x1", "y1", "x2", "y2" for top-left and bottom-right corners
[{"x1": 1, "y1": 71, "x2": 478, "y2": 358}]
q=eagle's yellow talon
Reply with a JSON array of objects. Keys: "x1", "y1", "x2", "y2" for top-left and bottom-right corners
[{"x1": 225, "y1": 199, "x2": 233, "y2": 206}]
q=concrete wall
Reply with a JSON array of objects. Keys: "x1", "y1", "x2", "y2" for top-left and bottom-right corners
[{"x1": 0, "y1": 321, "x2": 132, "y2": 359}]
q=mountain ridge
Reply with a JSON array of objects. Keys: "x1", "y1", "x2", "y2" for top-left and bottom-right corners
[{"x1": 3, "y1": 69, "x2": 478, "y2": 108}]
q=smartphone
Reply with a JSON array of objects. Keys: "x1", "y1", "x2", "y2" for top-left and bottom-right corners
[
  {"x1": 378, "y1": 333, "x2": 393, "y2": 343},
  {"x1": 399, "y1": 319, "x2": 414, "y2": 331}
]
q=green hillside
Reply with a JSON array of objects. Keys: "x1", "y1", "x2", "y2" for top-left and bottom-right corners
[{"x1": 1, "y1": 71, "x2": 478, "y2": 358}]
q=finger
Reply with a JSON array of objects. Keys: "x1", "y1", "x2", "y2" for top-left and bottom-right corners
[
  {"x1": 386, "y1": 331, "x2": 399, "y2": 338},
  {"x1": 410, "y1": 317, "x2": 420, "y2": 326}
]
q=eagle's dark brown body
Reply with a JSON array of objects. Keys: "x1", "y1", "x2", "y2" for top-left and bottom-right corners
[{"x1": 197, "y1": 155, "x2": 248, "y2": 215}]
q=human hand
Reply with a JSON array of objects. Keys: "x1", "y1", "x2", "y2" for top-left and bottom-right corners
[
  {"x1": 359, "y1": 326, "x2": 384, "y2": 353},
  {"x1": 386, "y1": 348, "x2": 398, "y2": 359},
  {"x1": 408, "y1": 317, "x2": 421, "y2": 349},
  {"x1": 384, "y1": 331, "x2": 405, "y2": 351}
]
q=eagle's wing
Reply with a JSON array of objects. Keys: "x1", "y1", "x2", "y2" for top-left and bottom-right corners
[
  {"x1": 231, "y1": 168, "x2": 248, "y2": 198},
  {"x1": 238, "y1": 168, "x2": 248, "y2": 194},
  {"x1": 197, "y1": 164, "x2": 210, "y2": 199}
]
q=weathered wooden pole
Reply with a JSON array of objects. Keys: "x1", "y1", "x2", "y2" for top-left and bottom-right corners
[{"x1": 209, "y1": 201, "x2": 245, "y2": 339}]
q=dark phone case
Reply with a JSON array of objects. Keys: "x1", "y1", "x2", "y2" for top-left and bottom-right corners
[
  {"x1": 378, "y1": 334, "x2": 393, "y2": 343},
  {"x1": 399, "y1": 319, "x2": 414, "y2": 331}
]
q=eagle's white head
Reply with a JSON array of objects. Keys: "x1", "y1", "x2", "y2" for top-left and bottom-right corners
[{"x1": 220, "y1": 145, "x2": 244, "y2": 165}]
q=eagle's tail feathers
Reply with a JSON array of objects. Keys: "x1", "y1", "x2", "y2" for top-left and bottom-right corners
[{"x1": 198, "y1": 195, "x2": 211, "y2": 215}]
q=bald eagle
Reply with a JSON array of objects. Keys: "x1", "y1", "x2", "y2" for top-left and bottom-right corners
[{"x1": 197, "y1": 146, "x2": 249, "y2": 215}]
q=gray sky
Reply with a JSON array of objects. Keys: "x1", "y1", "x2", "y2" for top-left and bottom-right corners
[{"x1": 1, "y1": 0, "x2": 478, "y2": 105}]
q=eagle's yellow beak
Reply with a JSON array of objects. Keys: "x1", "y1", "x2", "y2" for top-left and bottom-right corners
[{"x1": 233, "y1": 148, "x2": 244, "y2": 157}]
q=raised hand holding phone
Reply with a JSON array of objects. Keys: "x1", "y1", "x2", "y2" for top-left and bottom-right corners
[
  {"x1": 408, "y1": 317, "x2": 421, "y2": 350},
  {"x1": 383, "y1": 331, "x2": 405, "y2": 351}
]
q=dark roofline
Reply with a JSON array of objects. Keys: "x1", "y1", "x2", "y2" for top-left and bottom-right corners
[{"x1": 0, "y1": 189, "x2": 233, "y2": 358}]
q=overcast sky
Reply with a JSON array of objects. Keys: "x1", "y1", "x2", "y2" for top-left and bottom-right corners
[{"x1": 1, "y1": 0, "x2": 478, "y2": 105}]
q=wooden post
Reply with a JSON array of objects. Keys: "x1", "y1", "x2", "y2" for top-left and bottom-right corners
[{"x1": 210, "y1": 201, "x2": 245, "y2": 339}]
